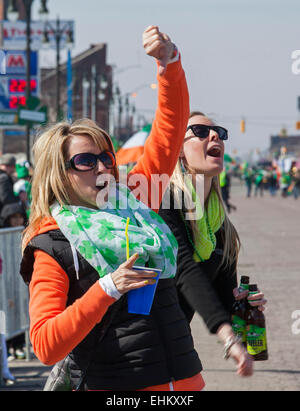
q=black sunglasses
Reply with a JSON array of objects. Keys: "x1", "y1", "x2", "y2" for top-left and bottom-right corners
[
  {"x1": 186, "y1": 124, "x2": 228, "y2": 141},
  {"x1": 65, "y1": 151, "x2": 116, "y2": 172}
]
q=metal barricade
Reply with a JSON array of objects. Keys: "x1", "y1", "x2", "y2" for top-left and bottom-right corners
[{"x1": 0, "y1": 227, "x2": 30, "y2": 387}]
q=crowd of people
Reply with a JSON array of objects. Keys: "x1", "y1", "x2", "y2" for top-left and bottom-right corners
[
  {"x1": 0, "y1": 154, "x2": 31, "y2": 229},
  {"x1": 218, "y1": 160, "x2": 300, "y2": 202},
  {"x1": 243, "y1": 162, "x2": 300, "y2": 199},
  {"x1": 0, "y1": 154, "x2": 32, "y2": 385},
  {"x1": 0, "y1": 25, "x2": 269, "y2": 391}
]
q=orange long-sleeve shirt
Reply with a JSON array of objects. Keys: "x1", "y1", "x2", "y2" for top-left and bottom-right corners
[{"x1": 28, "y1": 57, "x2": 190, "y2": 369}]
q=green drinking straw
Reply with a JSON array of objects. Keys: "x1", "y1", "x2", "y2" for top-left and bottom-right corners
[{"x1": 125, "y1": 217, "x2": 130, "y2": 260}]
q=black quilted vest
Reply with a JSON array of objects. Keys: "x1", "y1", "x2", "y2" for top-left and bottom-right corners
[{"x1": 20, "y1": 230, "x2": 202, "y2": 390}]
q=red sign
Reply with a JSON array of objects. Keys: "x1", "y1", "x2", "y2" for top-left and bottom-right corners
[
  {"x1": 7, "y1": 54, "x2": 25, "y2": 68},
  {"x1": 9, "y1": 79, "x2": 37, "y2": 93},
  {"x1": 9, "y1": 96, "x2": 26, "y2": 109}
]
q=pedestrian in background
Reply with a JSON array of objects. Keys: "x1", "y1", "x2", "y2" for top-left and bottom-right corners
[
  {"x1": 289, "y1": 163, "x2": 300, "y2": 200},
  {"x1": 0, "y1": 333, "x2": 15, "y2": 385},
  {"x1": 242, "y1": 164, "x2": 253, "y2": 198},
  {"x1": 159, "y1": 111, "x2": 267, "y2": 378},
  {"x1": 254, "y1": 168, "x2": 265, "y2": 197},
  {"x1": 19, "y1": 26, "x2": 205, "y2": 391},
  {"x1": 0, "y1": 201, "x2": 26, "y2": 228},
  {"x1": 0, "y1": 202, "x2": 27, "y2": 360},
  {"x1": 0, "y1": 154, "x2": 18, "y2": 213},
  {"x1": 0, "y1": 252, "x2": 15, "y2": 385},
  {"x1": 280, "y1": 172, "x2": 291, "y2": 197},
  {"x1": 220, "y1": 166, "x2": 236, "y2": 213},
  {"x1": 267, "y1": 166, "x2": 278, "y2": 197},
  {"x1": 14, "y1": 162, "x2": 32, "y2": 221}
]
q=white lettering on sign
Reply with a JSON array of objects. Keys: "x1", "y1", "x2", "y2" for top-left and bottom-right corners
[
  {"x1": 0, "y1": 50, "x2": 6, "y2": 74},
  {"x1": 3, "y1": 21, "x2": 75, "y2": 51},
  {"x1": 0, "y1": 311, "x2": 6, "y2": 334},
  {"x1": 0, "y1": 113, "x2": 16, "y2": 124},
  {"x1": 19, "y1": 109, "x2": 46, "y2": 123}
]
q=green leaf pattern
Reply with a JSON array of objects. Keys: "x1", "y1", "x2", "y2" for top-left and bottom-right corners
[{"x1": 51, "y1": 183, "x2": 178, "y2": 279}]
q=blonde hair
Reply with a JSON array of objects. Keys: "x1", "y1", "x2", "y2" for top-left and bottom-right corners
[
  {"x1": 170, "y1": 111, "x2": 240, "y2": 269},
  {"x1": 22, "y1": 119, "x2": 118, "y2": 253}
]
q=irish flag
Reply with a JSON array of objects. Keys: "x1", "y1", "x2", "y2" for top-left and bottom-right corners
[{"x1": 116, "y1": 124, "x2": 152, "y2": 165}]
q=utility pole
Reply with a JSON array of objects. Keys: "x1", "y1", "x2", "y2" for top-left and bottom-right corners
[
  {"x1": 22, "y1": 0, "x2": 33, "y2": 162},
  {"x1": 55, "y1": 17, "x2": 61, "y2": 121},
  {"x1": 42, "y1": 15, "x2": 74, "y2": 121},
  {"x1": 7, "y1": 0, "x2": 49, "y2": 162},
  {"x1": 91, "y1": 64, "x2": 96, "y2": 121}
]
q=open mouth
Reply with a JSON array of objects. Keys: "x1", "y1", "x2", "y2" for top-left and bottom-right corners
[
  {"x1": 207, "y1": 146, "x2": 222, "y2": 158},
  {"x1": 96, "y1": 181, "x2": 109, "y2": 191}
]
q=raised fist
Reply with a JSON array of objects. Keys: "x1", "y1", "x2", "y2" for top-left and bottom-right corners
[{"x1": 143, "y1": 25, "x2": 175, "y2": 76}]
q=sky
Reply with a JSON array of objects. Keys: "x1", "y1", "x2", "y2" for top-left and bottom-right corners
[{"x1": 32, "y1": 0, "x2": 300, "y2": 157}]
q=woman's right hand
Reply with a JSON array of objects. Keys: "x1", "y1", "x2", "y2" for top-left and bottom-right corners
[{"x1": 111, "y1": 253, "x2": 158, "y2": 295}]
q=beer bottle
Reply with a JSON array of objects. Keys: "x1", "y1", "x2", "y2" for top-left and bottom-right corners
[
  {"x1": 232, "y1": 275, "x2": 250, "y2": 347},
  {"x1": 245, "y1": 284, "x2": 268, "y2": 361}
]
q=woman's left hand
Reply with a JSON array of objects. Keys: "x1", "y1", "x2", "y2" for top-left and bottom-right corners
[
  {"x1": 233, "y1": 287, "x2": 267, "y2": 312},
  {"x1": 228, "y1": 341, "x2": 253, "y2": 377}
]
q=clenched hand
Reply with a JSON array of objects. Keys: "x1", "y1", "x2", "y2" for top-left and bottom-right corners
[{"x1": 143, "y1": 25, "x2": 175, "y2": 76}]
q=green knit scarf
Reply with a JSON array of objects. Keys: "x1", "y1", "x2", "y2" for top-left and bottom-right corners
[{"x1": 185, "y1": 179, "x2": 225, "y2": 262}]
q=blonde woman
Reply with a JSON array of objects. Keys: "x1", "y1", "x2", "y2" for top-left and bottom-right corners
[
  {"x1": 159, "y1": 112, "x2": 267, "y2": 377},
  {"x1": 19, "y1": 27, "x2": 205, "y2": 391}
]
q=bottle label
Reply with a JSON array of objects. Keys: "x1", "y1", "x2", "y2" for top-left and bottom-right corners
[
  {"x1": 239, "y1": 284, "x2": 249, "y2": 292},
  {"x1": 246, "y1": 324, "x2": 267, "y2": 355},
  {"x1": 232, "y1": 314, "x2": 246, "y2": 343}
]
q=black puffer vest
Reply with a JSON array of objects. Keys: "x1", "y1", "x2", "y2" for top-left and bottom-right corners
[{"x1": 21, "y1": 230, "x2": 202, "y2": 390}]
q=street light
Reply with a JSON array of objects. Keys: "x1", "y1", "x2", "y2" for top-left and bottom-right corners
[
  {"x1": 98, "y1": 74, "x2": 108, "y2": 102},
  {"x1": 38, "y1": 0, "x2": 49, "y2": 20},
  {"x1": 130, "y1": 83, "x2": 158, "y2": 97},
  {"x1": 42, "y1": 16, "x2": 74, "y2": 121},
  {"x1": 82, "y1": 77, "x2": 90, "y2": 118},
  {"x1": 7, "y1": 0, "x2": 18, "y2": 22},
  {"x1": 108, "y1": 82, "x2": 157, "y2": 140}
]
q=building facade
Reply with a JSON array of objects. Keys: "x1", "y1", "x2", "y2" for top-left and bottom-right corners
[
  {"x1": 0, "y1": 0, "x2": 113, "y2": 154},
  {"x1": 270, "y1": 135, "x2": 300, "y2": 158},
  {"x1": 41, "y1": 43, "x2": 112, "y2": 130}
]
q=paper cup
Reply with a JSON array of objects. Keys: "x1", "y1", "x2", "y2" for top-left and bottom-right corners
[{"x1": 127, "y1": 266, "x2": 162, "y2": 315}]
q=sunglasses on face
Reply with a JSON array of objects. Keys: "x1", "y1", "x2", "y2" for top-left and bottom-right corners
[
  {"x1": 65, "y1": 151, "x2": 116, "y2": 172},
  {"x1": 186, "y1": 124, "x2": 228, "y2": 141}
]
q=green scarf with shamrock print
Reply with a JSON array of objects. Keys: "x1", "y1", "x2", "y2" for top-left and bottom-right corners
[
  {"x1": 51, "y1": 184, "x2": 178, "y2": 279},
  {"x1": 185, "y1": 178, "x2": 225, "y2": 262}
]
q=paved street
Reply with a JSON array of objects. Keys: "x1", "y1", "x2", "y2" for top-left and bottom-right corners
[
  {"x1": 191, "y1": 180, "x2": 300, "y2": 391},
  {"x1": 1, "y1": 180, "x2": 300, "y2": 391}
]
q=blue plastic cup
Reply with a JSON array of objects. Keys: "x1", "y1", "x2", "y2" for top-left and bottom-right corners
[{"x1": 127, "y1": 266, "x2": 162, "y2": 315}]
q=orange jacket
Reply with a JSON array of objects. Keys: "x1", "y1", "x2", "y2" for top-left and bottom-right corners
[{"x1": 27, "y1": 58, "x2": 203, "y2": 390}]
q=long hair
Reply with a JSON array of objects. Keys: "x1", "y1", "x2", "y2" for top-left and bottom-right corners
[
  {"x1": 22, "y1": 119, "x2": 118, "y2": 253},
  {"x1": 170, "y1": 111, "x2": 240, "y2": 269}
]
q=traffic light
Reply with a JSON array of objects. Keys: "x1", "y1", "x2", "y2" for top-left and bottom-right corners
[
  {"x1": 296, "y1": 121, "x2": 300, "y2": 130},
  {"x1": 240, "y1": 119, "x2": 245, "y2": 133}
]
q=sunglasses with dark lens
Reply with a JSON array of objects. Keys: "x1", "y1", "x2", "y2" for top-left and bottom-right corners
[
  {"x1": 65, "y1": 151, "x2": 116, "y2": 172},
  {"x1": 186, "y1": 124, "x2": 228, "y2": 141}
]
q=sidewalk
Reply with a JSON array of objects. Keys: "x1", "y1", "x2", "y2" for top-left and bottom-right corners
[{"x1": 0, "y1": 352, "x2": 51, "y2": 391}]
